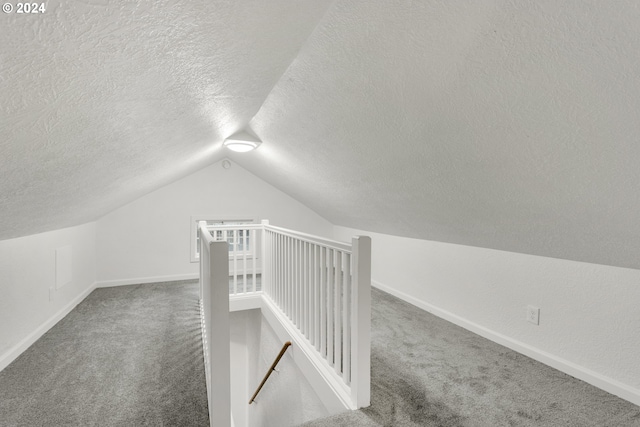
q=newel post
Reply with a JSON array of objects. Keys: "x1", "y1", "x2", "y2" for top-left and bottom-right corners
[
  {"x1": 209, "y1": 240, "x2": 230, "y2": 426},
  {"x1": 351, "y1": 235, "x2": 371, "y2": 408}
]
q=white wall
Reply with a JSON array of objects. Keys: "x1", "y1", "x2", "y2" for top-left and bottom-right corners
[
  {"x1": 334, "y1": 226, "x2": 640, "y2": 406},
  {"x1": 0, "y1": 222, "x2": 97, "y2": 371},
  {"x1": 96, "y1": 159, "x2": 333, "y2": 285},
  {"x1": 228, "y1": 308, "x2": 330, "y2": 427},
  {"x1": 248, "y1": 310, "x2": 329, "y2": 427},
  {"x1": 230, "y1": 309, "x2": 257, "y2": 427}
]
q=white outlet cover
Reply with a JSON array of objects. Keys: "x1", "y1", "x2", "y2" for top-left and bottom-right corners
[{"x1": 527, "y1": 305, "x2": 540, "y2": 325}]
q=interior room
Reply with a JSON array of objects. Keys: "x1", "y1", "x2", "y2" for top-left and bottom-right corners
[{"x1": 1, "y1": 1, "x2": 639, "y2": 426}]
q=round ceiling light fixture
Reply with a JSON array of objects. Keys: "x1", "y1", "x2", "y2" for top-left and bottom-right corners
[{"x1": 223, "y1": 130, "x2": 262, "y2": 153}]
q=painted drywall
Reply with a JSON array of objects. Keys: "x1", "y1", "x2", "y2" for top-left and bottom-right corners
[
  {"x1": 246, "y1": 310, "x2": 329, "y2": 427},
  {"x1": 5, "y1": 0, "x2": 640, "y2": 272},
  {"x1": 0, "y1": 0, "x2": 333, "y2": 241},
  {"x1": 241, "y1": 0, "x2": 640, "y2": 270},
  {"x1": 334, "y1": 226, "x2": 640, "y2": 406},
  {"x1": 96, "y1": 159, "x2": 333, "y2": 285},
  {"x1": 229, "y1": 308, "x2": 329, "y2": 427},
  {"x1": 230, "y1": 310, "x2": 255, "y2": 427},
  {"x1": 0, "y1": 222, "x2": 96, "y2": 371}
]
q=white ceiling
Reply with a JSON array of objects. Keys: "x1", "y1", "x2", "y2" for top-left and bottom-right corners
[
  {"x1": 0, "y1": 0, "x2": 332, "y2": 239},
  {"x1": 3, "y1": 1, "x2": 640, "y2": 269}
]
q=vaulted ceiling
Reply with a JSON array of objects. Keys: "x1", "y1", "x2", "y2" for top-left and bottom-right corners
[
  {"x1": 2, "y1": 1, "x2": 640, "y2": 269},
  {"x1": 0, "y1": 0, "x2": 333, "y2": 238}
]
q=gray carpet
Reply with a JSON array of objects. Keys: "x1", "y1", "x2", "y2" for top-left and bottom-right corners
[
  {"x1": 3, "y1": 282, "x2": 640, "y2": 426},
  {"x1": 302, "y1": 288, "x2": 640, "y2": 427},
  {"x1": 0, "y1": 280, "x2": 209, "y2": 426}
]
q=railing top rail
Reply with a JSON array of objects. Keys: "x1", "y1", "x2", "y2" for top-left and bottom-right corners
[
  {"x1": 264, "y1": 224, "x2": 352, "y2": 252},
  {"x1": 198, "y1": 221, "x2": 218, "y2": 246},
  {"x1": 201, "y1": 221, "x2": 351, "y2": 251},
  {"x1": 205, "y1": 224, "x2": 264, "y2": 231}
]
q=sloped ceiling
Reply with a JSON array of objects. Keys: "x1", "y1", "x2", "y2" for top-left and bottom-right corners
[
  {"x1": 238, "y1": 1, "x2": 640, "y2": 269},
  {"x1": 2, "y1": 1, "x2": 640, "y2": 269},
  {"x1": 0, "y1": 0, "x2": 332, "y2": 240}
]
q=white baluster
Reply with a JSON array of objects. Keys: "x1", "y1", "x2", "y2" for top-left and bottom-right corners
[
  {"x1": 334, "y1": 250, "x2": 342, "y2": 375},
  {"x1": 242, "y1": 229, "x2": 247, "y2": 293},
  {"x1": 320, "y1": 246, "x2": 326, "y2": 358},
  {"x1": 294, "y1": 239, "x2": 299, "y2": 327},
  {"x1": 343, "y1": 252, "x2": 351, "y2": 384},
  {"x1": 310, "y1": 244, "x2": 317, "y2": 346},
  {"x1": 314, "y1": 244, "x2": 320, "y2": 350},
  {"x1": 327, "y1": 248, "x2": 334, "y2": 366},
  {"x1": 232, "y1": 229, "x2": 238, "y2": 295},
  {"x1": 304, "y1": 243, "x2": 313, "y2": 339}
]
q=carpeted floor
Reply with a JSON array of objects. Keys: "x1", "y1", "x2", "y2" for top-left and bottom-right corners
[
  {"x1": 302, "y1": 288, "x2": 640, "y2": 427},
  {"x1": 0, "y1": 280, "x2": 209, "y2": 426},
  {"x1": 2, "y1": 282, "x2": 640, "y2": 426}
]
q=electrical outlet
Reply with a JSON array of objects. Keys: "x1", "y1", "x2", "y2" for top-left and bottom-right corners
[{"x1": 526, "y1": 305, "x2": 540, "y2": 325}]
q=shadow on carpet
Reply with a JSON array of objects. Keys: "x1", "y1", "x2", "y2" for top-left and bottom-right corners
[
  {"x1": 0, "y1": 280, "x2": 209, "y2": 426},
  {"x1": 301, "y1": 288, "x2": 640, "y2": 427}
]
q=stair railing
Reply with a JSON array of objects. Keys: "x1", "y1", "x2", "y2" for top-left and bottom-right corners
[
  {"x1": 248, "y1": 341, "x2": 292, "y2": 404},
  {"x1": 201, "y1": 220, "x2": 371, "y2": 416}
]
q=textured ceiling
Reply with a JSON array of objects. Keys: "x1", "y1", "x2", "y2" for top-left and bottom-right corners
[
  {"x1": 3, "y1": 1, "x2": 640, "y2": 270},
  {"x1": 0, "y1": 0, "x2": 332, "y2": 239},
  {"x1": 236, "y1": 0, "x2": 640, "y2": 269}
]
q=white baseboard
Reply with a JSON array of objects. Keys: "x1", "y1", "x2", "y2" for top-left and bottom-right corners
[
  {"x1": 0, "y1": 281, "x2": 97, "y2": 373},
  {"x1": 97, "y1": 273, "x2": 199, "y2": 288},
  {"x1": 372, "y1": 279, "x2": 640, "y2": 407}
]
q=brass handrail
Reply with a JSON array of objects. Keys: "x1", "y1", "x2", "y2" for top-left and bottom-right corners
[{"x1": 249, "y1": 341, "x2": 292, "y2": 404}]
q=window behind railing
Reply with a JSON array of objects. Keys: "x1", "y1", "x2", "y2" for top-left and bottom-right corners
[
  {"x1": 206, "y1": 223, "x2": 263, "y2": 294},
  {"x1": 191, "y1": 217, "x2": 254, "y2": 262}
]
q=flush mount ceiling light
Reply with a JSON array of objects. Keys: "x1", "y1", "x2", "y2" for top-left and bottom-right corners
[{"x1": 223, "y1": 130, "x2": 262, "y2": 153}]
